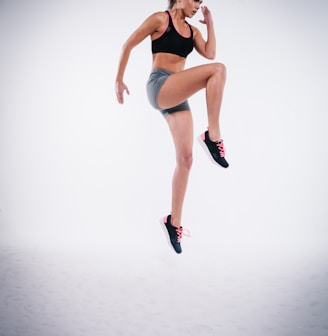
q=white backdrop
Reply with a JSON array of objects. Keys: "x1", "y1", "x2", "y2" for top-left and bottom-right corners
[
  {"x1": 0, "y1": 1, "x2": 328, "y2": 335},
  {"x1": 0, "y1": 0, "x2": 327, "y2": 248}
]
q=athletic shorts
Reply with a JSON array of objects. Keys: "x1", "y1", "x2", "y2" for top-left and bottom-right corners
[{"x1": 146, "y1": 68, "x2": 190, "y2": 118}]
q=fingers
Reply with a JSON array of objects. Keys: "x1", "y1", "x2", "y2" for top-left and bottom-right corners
[
  {"x1": 115, "y1": 84, "x2": 124, "y2": 104},
  {"x1": 115, "y1": 82, "x2": 130, "y2": 104},
  {"x1": 201, "y1": 6, "x2": 209, "y2": 14},
  {"x1": 199, "y1": 6, "x2": 212, "y2": 25},
  {"x1": 117, "y1": 94, "x2": 124, "y2": 104},
  {"x1": 122, "y1": 85, "x2": 130, "y2": 105}
]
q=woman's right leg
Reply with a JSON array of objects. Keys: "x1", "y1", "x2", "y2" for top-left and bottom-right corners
[
  {"x1": 157, "y1": 62, "x2": 226, "y2": 141},
  {"x1": 165, "y1": 110, "x2": 194, "y2": 229}
]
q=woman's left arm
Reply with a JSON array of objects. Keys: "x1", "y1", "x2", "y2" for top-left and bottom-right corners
[{"x1": 193, "y1": 6, "x2": 216, "y2": 60}]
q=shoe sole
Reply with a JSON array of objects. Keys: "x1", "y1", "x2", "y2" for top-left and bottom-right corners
[
  {"x1": 197, "y1": 134, "x2": 229, "y2": 168},
  {"x1": 159, "y1": 218, "x2": 182, "y2": 254}
]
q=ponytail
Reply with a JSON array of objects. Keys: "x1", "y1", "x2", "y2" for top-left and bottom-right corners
[{"x1": 168, "y1": 0, "x2": 176, "y2": 9}]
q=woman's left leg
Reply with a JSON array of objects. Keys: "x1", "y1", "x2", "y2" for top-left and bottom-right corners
[{"x1": 166, "y1": 110, "x2": 193, "y2": 229}]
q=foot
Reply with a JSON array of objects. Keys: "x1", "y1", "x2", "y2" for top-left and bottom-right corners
[
  {"x1": 198, "y1": 130, "x2": 229, "y2": 168},
  {"x1": 160, "y1": 215, "x2": 190, "y2": 254}
]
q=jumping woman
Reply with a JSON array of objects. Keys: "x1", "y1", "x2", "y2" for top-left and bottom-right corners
[{"x1": 115, "y1": 0, "x2": 229, "y2": 254}]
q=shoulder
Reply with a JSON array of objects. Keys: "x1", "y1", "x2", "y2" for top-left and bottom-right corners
[
  {"x1": 147, "y1": 11, "x2": 168, "y2": 24},
  {"x1": 133, "y1": 11, "x2": 168, "y2": 36},
  {"x1": 190, "y1": 25, "x2": 201, "y2": 39},
  {"x1": 145, "y1": 11, "x2": 169, "y2": 34}
]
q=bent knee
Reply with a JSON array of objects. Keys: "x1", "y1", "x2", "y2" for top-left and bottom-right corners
[
  {"x1": 212, "y1": 62, "x2": 226, "y2": 76},
  {"x1": 177, "y1": 153, "x2": 193, "y2": 170}
]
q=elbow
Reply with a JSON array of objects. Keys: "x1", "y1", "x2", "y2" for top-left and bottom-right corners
[
  {"x1": 122, "y1": 41, "x2": 132, "y2": 53},
  {"x1": 206, "y1": 52, "x2": 216, "y2": 60},
  {"x1": 204, "y1": 48, "x2": 216, "y2": 60},
  {"x1": 122, "y1": 39, "x2": 135, "y2": 54}
]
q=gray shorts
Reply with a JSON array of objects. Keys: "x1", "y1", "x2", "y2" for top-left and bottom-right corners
[{"x1": 146, "y1": 68, "x2": 190, "y2": 118}]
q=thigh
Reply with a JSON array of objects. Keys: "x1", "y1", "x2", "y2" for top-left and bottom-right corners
[
  {"x1": 166, "y1": 110, "x2": 194, "y2": 159},
  {"x1": 158, "y1": 63, "x2": 223, "y2": 109}
]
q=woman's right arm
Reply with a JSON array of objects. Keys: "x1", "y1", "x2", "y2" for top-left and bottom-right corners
[{"x1": 115, "y1": 12, "x2": 164, "y2": 104}]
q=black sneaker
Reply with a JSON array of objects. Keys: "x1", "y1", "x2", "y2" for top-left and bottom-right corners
[
  {"x1": 198, "y1": 130, "x2": 229, "y2": 168},
  {"x1": 160, "y1": 215, "x2": 190, "y2": 254}
]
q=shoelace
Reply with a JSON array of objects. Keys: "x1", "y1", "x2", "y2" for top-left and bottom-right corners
[
  {"x1": 216, "y1": 140, "x2": 226, "y2": 158},
  {"x1": 176, "y1": 227, "x2": 191, "y2": 243}
]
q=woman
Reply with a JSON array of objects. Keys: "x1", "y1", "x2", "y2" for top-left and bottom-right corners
[{"x1": 115, "y1": 0, "x2": 229, "y2": 254}]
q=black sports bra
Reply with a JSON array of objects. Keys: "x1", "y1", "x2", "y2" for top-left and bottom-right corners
[{"x1": 152, "y1": 11, "x2": 194, "y2": 58}]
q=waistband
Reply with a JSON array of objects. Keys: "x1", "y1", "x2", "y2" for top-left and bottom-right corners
[{"x1": 150, "y1": 68, "x2": 174, "y2": 76}]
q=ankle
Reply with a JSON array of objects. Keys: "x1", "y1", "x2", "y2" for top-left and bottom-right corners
[
  {"x1": 208, "y1": 129, "x2": 221, "y2": 143},
  {"x1": 170, "y1": 215, "x2": 181, "y2": 228}
]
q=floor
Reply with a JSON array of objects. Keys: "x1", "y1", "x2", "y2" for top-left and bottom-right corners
[{"x1": 1, "y1": 229, "x2": 327, "y2": 336}]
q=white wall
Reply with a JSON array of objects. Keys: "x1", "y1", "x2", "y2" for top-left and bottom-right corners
[{"x1": 0, "y1": 0, "x2": 327, "y2": 251}]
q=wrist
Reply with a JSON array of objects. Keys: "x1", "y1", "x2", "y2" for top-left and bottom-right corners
[{"x1": 206, "y1": 19, "x2": 214, "y2": 28}]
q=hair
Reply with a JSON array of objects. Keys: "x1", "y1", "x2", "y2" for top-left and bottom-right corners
[{"x1": 168, "y1": 0, "x2": 177, "y2": 9}]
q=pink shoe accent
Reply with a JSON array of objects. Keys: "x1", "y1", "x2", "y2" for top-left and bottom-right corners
[
  {"x1": 216, "y1": 140, "x2": 226, "y2": 158},
  {"x1": 201, "y1": 132, "x2": 205, "y2": 141},
  {"x1": 176, "y1": 227, "x2": 191, "y2": 243}
]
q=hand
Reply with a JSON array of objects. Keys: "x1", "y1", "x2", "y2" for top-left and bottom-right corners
[
  {"x1": 199, "y1": 6, "x2": 213, "y2": 25},
  {"x1": 115, "y1": 80, "x2": 130, "y2": 104}
]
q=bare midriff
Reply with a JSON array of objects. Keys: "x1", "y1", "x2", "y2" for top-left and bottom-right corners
[{"x1": 152, "y1": 53, "x2": 186, "y2": 73}]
